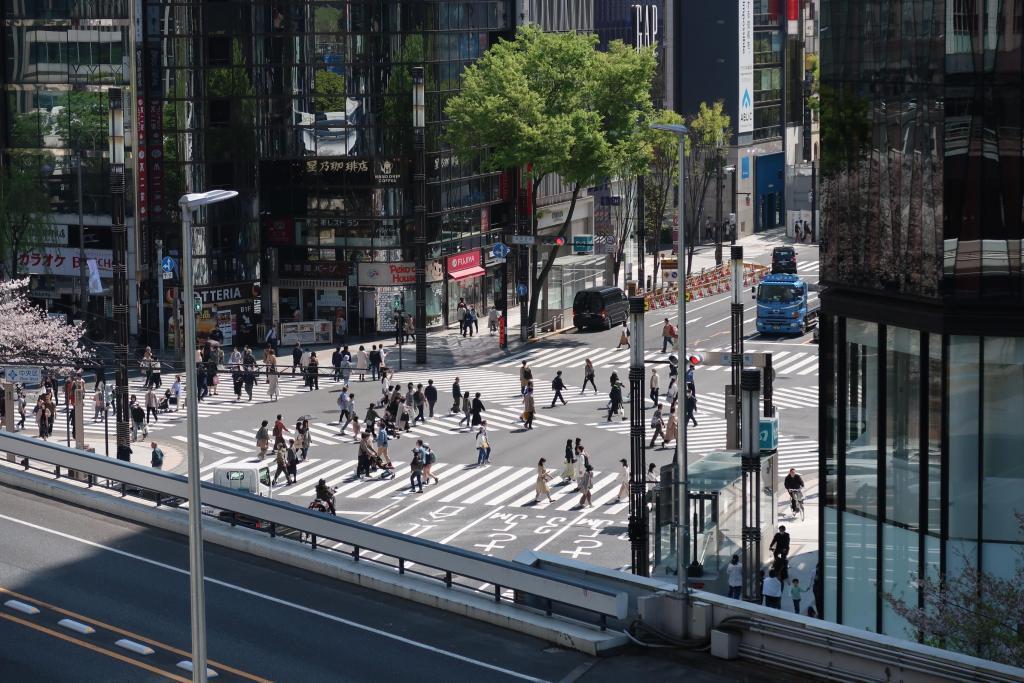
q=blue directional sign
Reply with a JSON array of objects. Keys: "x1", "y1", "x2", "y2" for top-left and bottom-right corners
[
  {"x1": 516, "y1": 282, "x2": 528, "y2": 297},
  {"x1": 759, "y1": 416, "x2": 779, "y2": 453},
  {"x1": 161, "y1": 256, "x2": 176, "y2": 273},
  {"x1": 491, "y1": 242, "x2": 510, "y2": 259}
]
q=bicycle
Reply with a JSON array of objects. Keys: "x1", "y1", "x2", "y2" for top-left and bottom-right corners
[{"x1": 788, "y1": 488, "x2": 805, "y2": 522}]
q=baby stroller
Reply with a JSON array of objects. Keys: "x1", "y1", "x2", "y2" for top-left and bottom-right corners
[
  {"x1": 158, "y1": 390, "x2": 171, "y2": 412},
  {"x1": 370, "y1": 452, "x2": 396, "y2": 479},
  {"x1": 381, "y1": 412, "x2": 401, "y2": 439}
]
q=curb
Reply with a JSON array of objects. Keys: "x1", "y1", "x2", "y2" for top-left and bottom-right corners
[{"x1": 0, "y1": 467, "x2": 628, "y2": 656}]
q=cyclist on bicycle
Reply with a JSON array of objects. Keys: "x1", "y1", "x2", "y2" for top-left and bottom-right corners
[{"x1": 784, "y1": 467, "x2": 805, "y2": 512}]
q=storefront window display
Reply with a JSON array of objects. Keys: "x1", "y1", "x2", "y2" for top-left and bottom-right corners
[{"x1": 446, "y1": 249, "x2": 485, "y2": 324}]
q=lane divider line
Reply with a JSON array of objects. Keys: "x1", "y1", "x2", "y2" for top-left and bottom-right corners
[
  {"x1": 0, "y1": 514, "x2": 548, "y2": 683},
  {"x1": 0, "y1": 611, "x2": 189, "y2": 682},
  {"x1": 115, "y1": 638, "x2": 156, "y2": 656},
  {"x1": 4, "y1": 598, "x2": 40, "y2": 615},
  {"x1": 176, "y1": 660, "x2": 219, "y2": 678},
  {"x1": 57, "y1": 617, "x2": 96, "y2": 635}
]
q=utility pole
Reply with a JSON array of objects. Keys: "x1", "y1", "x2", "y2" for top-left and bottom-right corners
[
  {"x1": 726, "y1": 246, "x2": 744, "y2": 450},
  {"x1": 714, "y1": 139, "x2": 724, "y2": 266},
  {"x1": 156, "y1": 240, "x2": 165, "y2": 354}
]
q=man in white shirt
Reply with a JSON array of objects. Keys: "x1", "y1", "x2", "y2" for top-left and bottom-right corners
[
  {"x1": 762, "y1": 569, "x2": 783, "y2": 608},
  {"x1": 726, "y1": 554, "x2": 743, "y2": 600}
]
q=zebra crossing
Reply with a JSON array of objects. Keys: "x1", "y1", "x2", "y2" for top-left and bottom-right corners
[
  {"x1": 798, "y1": 259, "x2": 820, "y2": 274},
  {"x1": 197, "y1": 452, "x2": 634, "y2": 518},
  {"x1": 482, "y1": 346, "x2": 677, "y2": 370},
  {"x1": 589, "y1": 416, "x2": 819, "y2": 473},
  {"x1": 173, "y1": 404, "x2": 576, "y2": 459},
  {"x1": 66, "y1": 373, "x2": 315, "y2": 437}
]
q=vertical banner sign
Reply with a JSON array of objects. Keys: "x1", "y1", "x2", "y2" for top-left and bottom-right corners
[{"x1": 737, "y1": 0, "x2": 754, "y2": 134}]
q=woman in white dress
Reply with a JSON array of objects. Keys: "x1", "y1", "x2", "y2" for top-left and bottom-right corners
[
  {"x1": 356, "y1": 345, "x2": 368, "y2": 382},
  {"x1": 534, "y1": 458, "x2": 553, "y2": 503},
  {"x1": 614, "y1": 458, "x2": 629, "y2": 504}
]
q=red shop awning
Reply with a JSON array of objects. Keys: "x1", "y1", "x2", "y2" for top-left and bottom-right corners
[{"x1": 448, "y1": 265, "x2": 485, "y2": 281}]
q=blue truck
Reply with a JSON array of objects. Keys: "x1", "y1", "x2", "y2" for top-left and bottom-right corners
[{"x1": 755, "y1": 273, "x2": 819, "y2": 335}]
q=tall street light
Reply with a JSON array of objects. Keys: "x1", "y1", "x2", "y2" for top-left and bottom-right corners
[
  {"x1": 649, "y1": 122, "x2": 689, "y2": 624},
  {"x1": 179, "y1": 189, "x2": 238, "y2": 683},
  {"x1": 411, "y1": 66, "x2": 427, "y2": 365},
  {"x1": 108, "y1": 89, "x2": 132, "y2": 462}
]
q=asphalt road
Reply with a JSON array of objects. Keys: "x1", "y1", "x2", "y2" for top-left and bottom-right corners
[
  {"x1": 55, "y1": 245, "x2": 820, "y2": 571},
  {"x1": 0, "y1": 485, "x2": 798, "y2": 683}
]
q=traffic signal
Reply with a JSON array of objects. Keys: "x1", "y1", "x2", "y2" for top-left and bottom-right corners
[
  {"x1": 540, "y1": 236, "x2": 565, "y2": 246},
  {"x1": 193, "y1": 293, "x2": 202, "y2": 313}
]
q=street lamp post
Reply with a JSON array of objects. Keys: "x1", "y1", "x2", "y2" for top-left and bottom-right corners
[
  {"x1": 108, "y1": 89, "x2": 131, "y2": 462},
  {"x1": 179, "y1": 189, "x2": 238, "y2": 683},
  {"x1": 650, "y1": 122, "x2": 689, "y2": 628},
  {"x1": 76, "y1": 152, "x2": 88, "y2": 323},
  {"x1": 411, "y1": 66, "x2": 427, "y2": 365},
  {"x1": 627, "y1": 296, "x2": 648, "y2": 575}
]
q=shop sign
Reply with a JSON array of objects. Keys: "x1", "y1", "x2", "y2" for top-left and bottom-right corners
[
  {"x1": 358, "y1": 261, "x2": 442, "y2": 286},
  {"x1": 197, "y1": 284, "x2": 249, "y2": 305},
  {"x1": 263, "y1": 216, "x2": 294, "y2": 245},
  {"x1": 300, "y1": 157, "x2": 404, "y2": 186},
  {"x1": 446, "y1": 249, "x2": 480, "y2": 272},
  {"x1": 480, "y1": 206, "x2": 490, "y2": 233},
  {"x1": 280, "y1": 260, "x2": 347, "y2": 279},
  {"x1": 18, "y1": 248, "x2": 112, "y2": 278},
  {"x1": 374, "y1": 158, "x2": 402, "y2": 185}
]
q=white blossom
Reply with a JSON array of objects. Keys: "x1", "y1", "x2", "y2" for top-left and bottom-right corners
[{"x1": 0, "y1": 278, "x2": 94, "y2": 369}]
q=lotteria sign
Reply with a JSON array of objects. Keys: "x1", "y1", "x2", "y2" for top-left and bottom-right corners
[{"x1": 358, "y1": 261, "x2": 443, "y2": 286}]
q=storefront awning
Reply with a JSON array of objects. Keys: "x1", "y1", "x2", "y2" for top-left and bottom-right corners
[{"x1": 448, "y1": 265, "x2": 485, "y2": 281}]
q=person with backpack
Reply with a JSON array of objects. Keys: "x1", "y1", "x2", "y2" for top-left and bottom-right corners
[
  {"x1": 475, "y1": 422, "x2": 490, "y2": 466},
  {"x1": 285, "y1": 439, "x2": 299, "y2": 484},
  {"x1": 413, "y1": 383, "x2": 426, "y2": 424},
  {"x1": 409, "y1": 447, "x2": 425, "y2": 493},
  {"x1": 550, "y1": 370, "x2": 567, "y2": 407},
  {"x1": 150, "y1": 441, "x2": 164, "y2": 470},
  {"x1": 420, "y1": 440, "x2": 439, "y2": 484}
]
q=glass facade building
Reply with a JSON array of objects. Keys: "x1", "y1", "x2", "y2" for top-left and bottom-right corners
[
  {"x1": 136, "y1": 0, "x2": 513, "y2": 344},
  {"x1": 1, "y1": 0, "x2": 134, "y2": 336},
  {"x1": 819, "y1": 0, "x2": 1024, "y2": 636}
]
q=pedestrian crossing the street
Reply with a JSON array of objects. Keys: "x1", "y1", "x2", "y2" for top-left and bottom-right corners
[
  {"x1": 64, "y1": 372, "x2": 314, "y2": 438},
  {"x1": 196, "y1": 453, "x2": 636, "y2": 518},
  {"x1": 588, "y1": 416, "x2": 819, "y2": 474},
  {"x1": 482, "y1": 346, "x2": 677, "y2": 371}
]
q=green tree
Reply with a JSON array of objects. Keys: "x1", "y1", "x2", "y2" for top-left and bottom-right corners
[
  {"x1": 446, "y1": 26, "x2": 656, "y2": 329},
  {"x1": 381, "y1": 34, "x2": 427, "y2": 158},
  {"x1": 51, "y1": 90, "x2": 108, "y2": 151},
  {"x1": 680, "y1": 101, "x2": 731, "y2": 273},
  {"x1": 643, "y1": 109, "x2": 685, "y2": 284},
  {"x1": 313, "y1": 70, "x2": 347, "y2": 112},
  {"x1": 0, "y1": 153, "x2": 53, "y2": 278}
]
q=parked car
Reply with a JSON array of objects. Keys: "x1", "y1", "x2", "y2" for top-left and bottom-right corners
[{"x1": 572, "y1": 286, "x2": 628, "y2": 330}]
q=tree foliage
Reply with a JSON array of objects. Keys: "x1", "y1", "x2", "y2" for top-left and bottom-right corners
[
  {"x1": 643, "y1": 109, "x2": 685, "y2": 284},
  {"x1": 884, "y1": 515, "x2": 1024, "y2": 667},
  {"x1": 680, "y1": 101, "x2": 731, "y2": 272},
  {"x1": 0, "y1": 278, "x2": 93, "y2": 366},
  {"x1": 313, "y1": 70, "x2": 347, "y2": 113},
  {"x1": 0, "y1": 154, "x2": 53, "y2": 278},
  {"x1": 51, "y1": 90, "x2": 109, "y2": 151},
  {"x1": 445, "y1": 26, "x2": 656, "y2": 327}
]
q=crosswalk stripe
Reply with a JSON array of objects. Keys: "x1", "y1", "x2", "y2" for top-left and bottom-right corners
[
  {"x1": 438, "y1": 465, "x2": 513, "y2": 502},
  {"x1": 417, "y1": 465, "x2": 484, "y2": 500},
  {"x1": 485, "y1": 471, "x2": 546, "y2": 506},
  {"x1": 368, "y1": 463, "x2": 447, "y2": 498},
  {"x1": 555, "y1": 472, "x2": 618, "y2": 510},
  {"x1": 198, "y1": 455, "x2": 238, "y2": 474},
  {"x1": 460, "y1": 466, "x2": 536, "y2": 504},
  {"x1": 776, "y1": 355, "x2": 818, "y2": 375},
  {"x1": 211, "y1": 431, "x2": 255, "y2": 450},
  {"x1": 175, "y1": 434, "x2": 231, "y2": 455}
]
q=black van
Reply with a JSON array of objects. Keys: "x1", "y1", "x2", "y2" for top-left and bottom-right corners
[
  {"x1": 573, "y1": 286, "x2": 628, "y2": 330},
  {"x1": 771, "y1": 246, "x2": 797, "y2": 274}
]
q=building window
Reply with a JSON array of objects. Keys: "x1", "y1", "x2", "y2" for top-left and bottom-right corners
[
  {"x1": 845, "y1": 319, "x2": 879, "y2": 518},
  {"x1": 947, "y1": 336, "x2": 980, "y2": 540},
  {"x1": 885, "y1": 326, "x2": 921, "y2": 529},
  {"x1": 981, "y1": 337, "x2": 1024, "y2": 542}
]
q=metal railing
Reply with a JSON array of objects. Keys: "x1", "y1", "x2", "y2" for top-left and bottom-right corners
[
  {"x1": 0, "y1": 431, "x2": 627, "y2": 630},
  {"x1": 526, "y1": 314, "x2": 564, "y2": 338}
]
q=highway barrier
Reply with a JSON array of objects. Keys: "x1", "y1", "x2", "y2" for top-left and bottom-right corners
[{"x1": 0, "y1": 431, "x2": 627, "y2": 653}]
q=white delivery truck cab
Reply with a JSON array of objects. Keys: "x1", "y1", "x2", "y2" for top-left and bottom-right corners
[{"x1": 212, "y1": 463, "x2": 272, "y2": 499}]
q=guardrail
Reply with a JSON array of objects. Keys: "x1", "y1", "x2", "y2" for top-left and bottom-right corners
[
  {"x1": 526, "y1": 314, "x2": 564, "y2": 338},
  {"x1": 0, "y1": 431, "x2": 627, "y2": 630}
]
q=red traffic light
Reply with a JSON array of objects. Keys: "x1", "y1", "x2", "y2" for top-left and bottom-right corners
[{"x1": 553, "y1": 236, "x2": 565, "y2": 246}]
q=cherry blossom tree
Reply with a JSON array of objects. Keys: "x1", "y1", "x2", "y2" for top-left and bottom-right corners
[{"x1": 0, "y1": 278, "x2": 93, "y2": 368}]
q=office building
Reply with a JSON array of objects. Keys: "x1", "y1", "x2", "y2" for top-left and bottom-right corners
[
  {"x1": 673, "y1": 1, "x2": 819, "y2": 238},
  {"x1": 1, "y1": 0, "x2": 137, "y2": 337},
  {"x1": 818, "y1": 0, "x2": 1024, "y2": 636}
]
